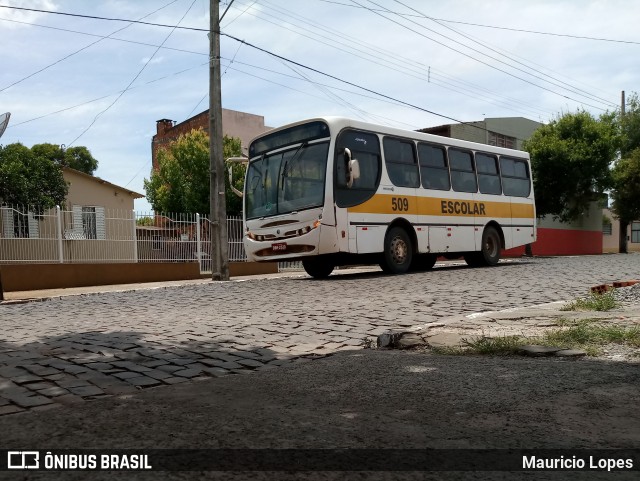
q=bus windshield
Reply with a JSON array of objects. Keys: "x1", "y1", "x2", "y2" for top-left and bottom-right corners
[{"x1": 245, "y1": 141, "x2": 329, "y2": 219}]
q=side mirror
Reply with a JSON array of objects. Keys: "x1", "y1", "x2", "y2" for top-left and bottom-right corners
[
  {"x1": 228, "y1": 165, "x2": 243, "y2": 197},
  {"x1": 343, "y1": 148, "x2": 361, "y2": 188}
]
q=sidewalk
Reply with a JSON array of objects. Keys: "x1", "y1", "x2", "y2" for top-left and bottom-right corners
[{"x1": 0, "y1": 267, "x2": 382, "y2": 303}]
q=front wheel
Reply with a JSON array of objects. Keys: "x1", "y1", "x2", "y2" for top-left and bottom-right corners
[
  {"x1": 302, "y1": 258, "x2": 334, "y2": 279},
  {"x1": 380, "y1": 227, "x2": 413, "y2": 274}
]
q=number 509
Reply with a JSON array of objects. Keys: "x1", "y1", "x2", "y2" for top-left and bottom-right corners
[{"x1": 391, "y1": 197, "x2": 409, "y2": 211}]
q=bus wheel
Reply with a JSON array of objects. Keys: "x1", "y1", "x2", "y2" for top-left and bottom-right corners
[
  {"x1": 479, "y1": 226, "x2": 501, "y2": 266},
  {"x1": 411, "y1": 253, "x2": 437, "y2": 272},
  {"x1": 380, "y1": 227, "x2": 413, "y2": 274},
  {"x1": 463, "y1": 253, "x2": 480, "y2": 267},
  {"x1": 302, "y1": 258, "x2": 334, "y2": 279}
]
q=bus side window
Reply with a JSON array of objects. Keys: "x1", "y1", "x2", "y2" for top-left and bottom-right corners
[
  {"x1": 418, "y1": 143, "x2": 450, "y2": 191},
  {"x1": 383, "y1": 137, "x2": 419, "y2": 188},
  {"x1": 334, "y1": 130, "x2": 381, "y2": 208},
  {"x1": 449, "y1": 148, "x2": 477, "y2": 193},
  {"x1": 500, "y1": 157, "x2": 531, "y2": 197},
  {"x1": 476, "y1": 153, "x2": 502, "y2": 195}
]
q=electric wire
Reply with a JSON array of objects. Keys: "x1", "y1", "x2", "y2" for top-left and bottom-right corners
[
  {"x1": 354, "y1": 0, "x2": 610, "y2": 110},
  {"x1": 2, "y1": 2, "x2": 605, "y2": 118},
  {"x1": 390, "y1": 0, "x2": 615, "y2": 107},
  {"x1": 67, "y1": 0, "x2": 200, "y2": 146},
  {"x1": 316, "y1": 0, "x2": 640, "y2": 46},
  {"x1": 0, "y1": 0, "x2": 179, "y2": 93},
  {"x1": 229, "y1": 0, "x2": 556, "y2": 117}
]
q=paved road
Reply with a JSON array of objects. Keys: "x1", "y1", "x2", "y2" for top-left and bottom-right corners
[{"x1": 1, "y1": 254, "x2": 639, "y2": 415}]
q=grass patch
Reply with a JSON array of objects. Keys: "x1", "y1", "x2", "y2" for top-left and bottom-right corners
[
  {"x1": 560, "y1": 290, "x2": 618, "y2": 312},
  {"x1": 431, "y1": 335, "x2": 530, "y2": 356},
  {"x1": 432, "y1": 320, "x2": 640, "y2": 357},
  {"x1": 541, "y1": 321, "x2": 640, "y2": 354}
]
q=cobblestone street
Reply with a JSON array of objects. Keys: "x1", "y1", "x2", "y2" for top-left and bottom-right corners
[{"x1": 1, "y1": 254, "x2": 639, "y2": 415}]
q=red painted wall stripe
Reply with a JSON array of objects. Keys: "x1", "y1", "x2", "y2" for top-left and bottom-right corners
[{"x1": 503, "y1": 227, "x2": 602, "y2": 257}]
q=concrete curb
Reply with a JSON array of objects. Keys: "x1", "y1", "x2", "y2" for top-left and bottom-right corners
[{"x1": 377, "y1": 300, "x2": 640, "y2": 354}]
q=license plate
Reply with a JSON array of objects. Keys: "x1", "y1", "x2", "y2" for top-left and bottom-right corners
[{"x1": 272, "y1": 242, "x2": 287, "y2": 252}]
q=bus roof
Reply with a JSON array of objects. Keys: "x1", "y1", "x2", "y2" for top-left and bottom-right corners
[{"x1": 250, "y1": 116, "x2": 530, "y2": 159}]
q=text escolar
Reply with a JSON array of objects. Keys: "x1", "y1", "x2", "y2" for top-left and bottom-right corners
[{"x1": 440, "y1": 200, "x2": 486, "y2": 216}]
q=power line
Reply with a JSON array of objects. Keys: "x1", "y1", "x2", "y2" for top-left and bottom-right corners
[
  {"x1": 67, "y1": 0, "x2": 199, "y2": 146},
  {"x1": 317, "y1": 0, "x2": 640, "y2": 46},
  {"x1": 3, "y1": 2, "x2": 611, "y2": 115},
  {"x1": 230, "y1": 0, "x2": 556, "y2": 118},
  {"x1": 219, "y1": 31, "x2": 532, "y2": 142},
  {"x1": 390, "y1": 0, "x2": 615, "y2": 108},
  {"x1": 0, "y1": 4, "x2": 208, "y2": 32},
  {"x1": 0, "y1": 17, "x2": 208, "y2": 58},
  {"x1": 0, "y1": 0, "x2": 179, "y2": 93},
  {"x1": 353, "y1": 0, "x2": 610, "y2": 110},
  {"x1": 3, "y1": 4, "x2": 535, "y2": 142}
]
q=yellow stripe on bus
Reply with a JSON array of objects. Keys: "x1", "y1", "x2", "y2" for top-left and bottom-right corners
[{"x1": 347, "y1": 194, "x2": 535, "y2": 218}]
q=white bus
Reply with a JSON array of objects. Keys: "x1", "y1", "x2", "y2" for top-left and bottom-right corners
[{"x1": 243, "y1": 117, "x2": 536, "y2": 278}]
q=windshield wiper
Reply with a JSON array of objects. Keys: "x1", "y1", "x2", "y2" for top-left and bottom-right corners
[{"x1": 281, "y1": 142, "x2": 307, "y2": 182}]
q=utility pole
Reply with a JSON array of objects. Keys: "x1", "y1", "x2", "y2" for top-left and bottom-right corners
[
  {"x1": 209, "y1": 0, "x2": 229, "y2": 280},
  {"x1": 619, "y1": 90, "x2": 628, "y2": 254}
]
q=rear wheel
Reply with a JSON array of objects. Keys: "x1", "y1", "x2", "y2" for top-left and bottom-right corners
[
  {"x1": 480, "y1": 226, "x2": 501, "y2": 266},
  {"x1": 379, "y1": 227, "x2": 413, "y2": 274},
  {"x1": 411, "y1": 253, "x2": 437, "y2": 272},
  {"x1": 302, "y1": 258, "x2": 334, "y2": 279},
  {"x1": 466, "y1": 226, "x2": 501, "y2": 267}
]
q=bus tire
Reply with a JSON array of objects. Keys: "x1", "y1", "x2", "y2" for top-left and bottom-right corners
[
  {"x1": 302, "y1": 258, "x2": 334, "y2": 279},
  {"x1": 479, "y1": 226, "x2": 501, "y2": 266},
  {"x1": 463, "y1": 253, "x2": 482, "y2": 267},
  {"x1": 380, "y1": 226, "x2": 413, "y2": 274},
  {"x1": 411, "y1": 253, "x2": 437, "y2": 272}
]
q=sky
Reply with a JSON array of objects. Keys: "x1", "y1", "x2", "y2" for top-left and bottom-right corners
[{"x1": 1, "y1": 0, "x2": 638, "y2": 212}]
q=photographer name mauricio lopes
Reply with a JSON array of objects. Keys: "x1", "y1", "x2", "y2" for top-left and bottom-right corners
[{"x1": 523, "y1": 456, "x2": 634, "y2": 471}]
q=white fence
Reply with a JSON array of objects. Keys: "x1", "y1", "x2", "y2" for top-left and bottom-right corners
[{"x1": 0, "y1": 205, "x2": 255, "y2": 274}]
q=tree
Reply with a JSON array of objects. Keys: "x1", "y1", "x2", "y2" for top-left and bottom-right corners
[
  {"x1": 144, "y1": 128, "x2": 244, "y2": 215},
  {"x1": 619, "y1": 93, "x2": 640, "y2": 157},
  {"x1": 611, "y1": 148, "x2": 640, "y2": 227},
  {"x1": 523, "y1": 110, "x2": 619, "y2": 222},
  {"x1": 31, "y1": 143, "x2": 98, "y2": 175},
  {"x1": 612, "y1": 92, "x2": 640, "y2": 253},
  {"x1": 0, "y1": 142, "x2": 68, "y2": 208}
]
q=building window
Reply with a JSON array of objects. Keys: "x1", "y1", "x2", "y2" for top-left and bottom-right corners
[
  {"x1": 602, "y1": 221, "x2": 612, "y2": 236},
  {"x1": 82, "y1": 207, "x2": 97, "y2": 239},
  {"x1": 71, "y1": 205, "x2": 106, "y2": 240},
  {"x1": 1, "y1": 207, "x2": 39, "y2": 239},
  {"x1": 489, "y1": 131, "x2": 515, "y2": 149},
  {"x1": 13, "y1": 211, "x2": 30, "y2": 238},
  {"x1": 632, "y1": 222, "x2": 640, "y2": 243}
]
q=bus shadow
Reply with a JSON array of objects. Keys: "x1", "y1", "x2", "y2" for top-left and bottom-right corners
[{"x1": 299, "y1": 259, "x2": 535, "y2": 281}]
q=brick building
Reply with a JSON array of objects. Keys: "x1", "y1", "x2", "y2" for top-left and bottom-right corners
[{"x1": 152, "y1": 108, "x2": 271, "y2": 169}]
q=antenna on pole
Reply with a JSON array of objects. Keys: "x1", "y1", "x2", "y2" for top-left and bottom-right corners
[{"x1": 0, "y1": 112, "x2": 10, "y2": 139}]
